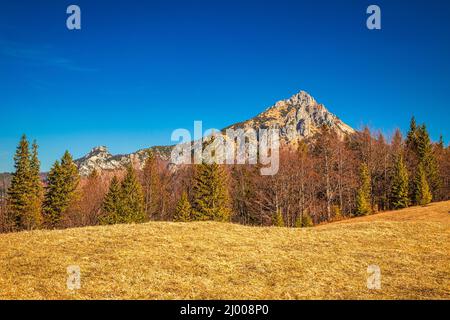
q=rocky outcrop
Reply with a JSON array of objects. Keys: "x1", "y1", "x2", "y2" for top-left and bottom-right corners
[
  {"x1": 226, "y1": 91, "x2": 354, "y2": 144},
  {"x1": 75, "y1": 145, "x2": 172, "y2": 176}
]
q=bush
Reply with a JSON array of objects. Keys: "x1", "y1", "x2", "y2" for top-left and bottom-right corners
[{"x1": 295, "y1": 213, "x2": 313, "y2": 228}]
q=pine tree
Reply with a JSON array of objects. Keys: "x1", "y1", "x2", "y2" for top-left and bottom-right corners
[
  {"x1": 406, "y1": 116, "x2": 418, "y2": 150},
  {"x1": 413, "y1": 164, "x2": 432, "y2": 206},
  {"x1": 7, "y1": 135, "x2": 33, "y2": 230},
  {"x1": 405, "y1": 120, "x2": 439, "y2": 202},
  {"x1": 120, "y1": 165, "x2": 146, "y2": 223},
  {"x1": 405, "y1": 117, "x2": 420, "y2": 201},
  {"x1": 390, "y1": 154, "x2": 409, "y2": 209},
  {"x1": 355, "y1": 163, "x2": 372, "y2": 216},
  {"x1": 26, "y1": 140, "x2": 44, "y2": 228},
  {"x1": 191, "y1": 163, "x2": 231, "y2": 221},
  {"x1": 30, "y1": 141, "x2": 43, "y2": 198},
  {"x1": 43, "y1": 161, "x2": 62, "y2": 227},
  {"x1": 416, "y1": 124, "x2": 439, "y2": 195},
  {"x1": 43, "y1": 151, "x2": 80, "y2": 228},
  {"x1": 173, "y1": 191, "x2": 192, "y2": 222},
  {"x1": 100, "y1": 176, "x2": 122, "y2": 225},
  {"x1": 60, "y1": 151, "x2": 80, "y2": 196}
]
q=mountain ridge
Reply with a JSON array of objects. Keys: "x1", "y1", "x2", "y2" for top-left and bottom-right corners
[{"x1": 75, "y1": 90, "x2": 355, "y2": 176}]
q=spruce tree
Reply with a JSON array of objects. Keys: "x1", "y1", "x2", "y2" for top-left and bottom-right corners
[
  {"x1": 406, "y1": 116, "x2": 418, "y2": 150},
  {"x1": 413, "y1": 164, "x2": 432, "y2": 206},
  {"x1": 60, "y1": 151, "x2": 80, "y2": 196},
  {"x1": 355, "y1": 163, "x2": 372, "y2": 216},
  {"x1": 173, "y1": 191, "x2": 192, "y2": 222},
  {"x1": 120, "y1": 165, "x2": 146, "y2": 223},
  {"x1": 30, "y1": 141, "x2": 43, "y2": 197},
  {"x1": 7, "y1": 135, "x2": 33, "y2": 230},
  {"x1": 405, "y1": 117, "x2": 420, "y2": 200},
  {"x1": 191, "y1": 163, "x2": 231, "y2": 221},
  {"x1": 405, "y1": 120, "x2": 439, "y2": 201},
  {"x1": 390, "y1": 154, "x2": 409, "y2": 209},
  {"x1": 43, "y1": 161, "x2": 62, "y2": 227},
  {"x1": 43, "y1": 151, "x2": 80, "y2": 228},
  {"x1": 416, "y1": 125, "x2": 439, "y2": 195},
  {"x1": 100, "y1": 176, "x2": 122, "y2": 225},
  {"x1": 25, "y1": 140, "x2": 44, "y2": 228}
]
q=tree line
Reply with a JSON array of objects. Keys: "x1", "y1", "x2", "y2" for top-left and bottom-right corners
[{"x1": 0, "y1": 117, "x2": 449, "y2": 233}]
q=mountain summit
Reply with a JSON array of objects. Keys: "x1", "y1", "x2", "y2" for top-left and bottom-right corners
[
  {"x1": 75, "y1": 91, "x2": 354, "y2": 175},
  {"x1": 227, "y1": 91, "x2": 354, "y2": 143}
]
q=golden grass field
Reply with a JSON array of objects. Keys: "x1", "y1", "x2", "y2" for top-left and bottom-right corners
[{"x1": 1, "y1": 201, "x2": 449, "y2": 300}]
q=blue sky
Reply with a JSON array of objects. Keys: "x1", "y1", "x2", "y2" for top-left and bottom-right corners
[{"x1": 1, "y1": 0, "x2": 449, "y2": 172}]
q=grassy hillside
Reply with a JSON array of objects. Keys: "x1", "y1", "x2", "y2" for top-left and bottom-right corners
[{"x1": 1, "y1": 202, "x2": 449, "y2": 300}]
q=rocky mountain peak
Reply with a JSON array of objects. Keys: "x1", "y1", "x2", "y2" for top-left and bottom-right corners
[
  {"x1": 86, "y1": 146, "x2": 110, "y2": 157},
  {"x1": 276, "y1": 90, "x2": 317, "y2": 110},
  {"x1": 228, "y1": 90, "x2": 354, "y2": 143},
  {"x1": 75, "y1": 146, "x2": 128, "y2": 176},
  {"x1": 75, "y1": 90, "x2": 355, "y2": 175}
]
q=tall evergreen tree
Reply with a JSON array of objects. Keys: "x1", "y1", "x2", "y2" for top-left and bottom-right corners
[
  {"x1": 6, "y1": 135, "x2": 40, "y2": 230},
  {"x1": 405, "y1": 116, "x2": 420, "y2": 200},
  {"x1": 60, "y1": 151, "x2": 80, "y2": 196},
  {"x1": 43, "y1": 161, "x2": 61, "y2": 227},
  {"x1": 406, "y1": 116, "x2": 418, "y2": 149},
  {"x1": 120, "y1": 165, "x2": 146, "y2": 223},
  {"x1": 355, "y1": 163, "x2": 372, "y2": 216},
  {"x1": 405, "y1": 119, "x2": 439, "y2": 202},
  {"x1": 26, "y1": 140, "x2": 44, "y2": 228},
  {"x1": 413, "y1": 164, "x2": 432, "y2": 206},
  {"x1": 30, "y1": 141, "x2": 43, "y2": 197},
  {"x1": 173, "y1": 191, "x2": 192, "y2": 222},
  {"x1": 191, "y1": 163, "x2": 231, "y2": 221},
  {"x1": 416, "y1": 124, "x2": 439, "y2": 195},
  {"x1": 43, "y1": 151, "x2": 80, "y2": 228},
  {"x1": 390, "y1": 154, "x2": 409, "y2": 209},
  {"x1": 100, "y1": 176, "x2": 122, "y2": 225}
]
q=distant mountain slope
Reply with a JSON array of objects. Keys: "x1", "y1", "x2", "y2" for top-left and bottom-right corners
[
  {"x1": 75, "y1": 91, "x2": 354, "y2": 175},
  {"x1": 74, "y1": 145, "x2": 172, "y2": 176}
]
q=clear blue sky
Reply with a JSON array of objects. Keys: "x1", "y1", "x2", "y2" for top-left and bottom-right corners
[{"x1": 1, "y1": 0, "x2": 449, "y2": 172}]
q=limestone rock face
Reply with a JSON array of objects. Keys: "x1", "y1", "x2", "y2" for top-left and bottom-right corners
[
  {"x1": 75, "y1": 91, "x2": 354, "y2": 175},
  {"x1": 226, "y1": 91, "x2": 354, "y2": 144},
  {"x1": 75, "y1": 146, "x2": 171, "y2": 176}
]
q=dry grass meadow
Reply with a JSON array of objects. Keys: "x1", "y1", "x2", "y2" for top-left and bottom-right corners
[{"x1": 1, "y1": 201, "x2": 449, "y2": 300}]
